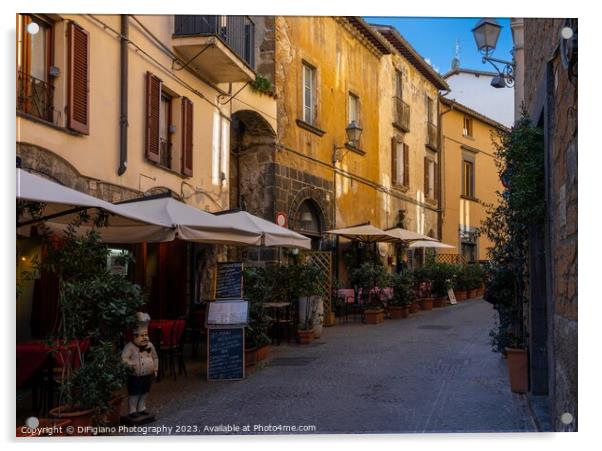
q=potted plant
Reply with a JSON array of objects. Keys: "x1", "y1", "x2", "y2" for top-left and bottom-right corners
[
  {"x1": 453, "y1": 265, "x2": 469, "y2": 301},
  {"x1": 295, "y1": 264, "x2": 322, "y2": 343},
  {"x1": 427, "y1": 263, "x2": 454, "y2": 308},
  {"x1": 412, "y1": 266, "x2": 434, "y2": 311},
  {"x1": 42, "y1": 220, "x2": 146, "y2": 430},
  {"x1": 243, "y1": 268, "x2": 273, "y2": 365},
  {"x1": 350, "y1": 262, "x2": 387, "y2": 324},
  {"x1": 388, "y1": 270, "x2": 414, "y2": 319},
  {"x1": 465, "y1": 264, "x2": 484, "y2": 299}
]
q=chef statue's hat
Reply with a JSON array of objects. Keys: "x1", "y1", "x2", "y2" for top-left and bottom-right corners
[{"x1": 134, "y1": 312, "x2": 151, "y2": 331}]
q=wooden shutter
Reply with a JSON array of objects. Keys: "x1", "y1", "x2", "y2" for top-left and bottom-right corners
[
  {"x1": 145, "y1": 71, "x2": 161, "y2": 164},
  {"x1": 181, "y1": 97, "x2": 193, "y2": 177},
  {"x1": 391, "y1": 138, "x2": 397, "y2": 185},
  {"x1": 67, "y1": 22, "x2": 89, "y2": 134},
  {"x1": 424, "y1": 157, "x2": 430, "y2": 198},
  {"x1": 403, "y1": 143, "x2": 409, "y2": 187}
]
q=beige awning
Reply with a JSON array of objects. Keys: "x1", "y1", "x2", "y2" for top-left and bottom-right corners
[
  {"x1": 409, "y1": 240, "x2": 456, "y2": 249},
  {"x1": 326, "y1": 224, "x2": 400, "y2": 243},
  {"x1": 216, "y1": 210, "x2": 311, "y2": 249},
  {"x1": 17, "y1": 168, "x2": 173, "y2": 241},
  {"x1": 384, "y1": 227, "x2": 437, "y2": 242}
]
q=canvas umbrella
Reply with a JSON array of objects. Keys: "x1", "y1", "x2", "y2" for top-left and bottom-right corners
[
  {"x1": 409, "y1": 240, "x2": 456, "y2": 249},
  {"x1": 384, "y1": 227, "x2": 437, "y2": 243},
  {"x1": 215, "y1": 210, "x2": 311, "y2": 249},
  {"x1": 17, "y1": 168, "x2": 174, "y2": 242},
  {"x1": 325, "y1": 224, "x2": 400, "y2": 243}
]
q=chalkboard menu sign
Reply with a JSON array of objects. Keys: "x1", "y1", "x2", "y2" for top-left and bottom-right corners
[
  {"x1": 207, "y1": 328, "x2": 245, "y2": 380},
  {"x1": 215, "y1": 262, "x2": 243, "y2": 299}
]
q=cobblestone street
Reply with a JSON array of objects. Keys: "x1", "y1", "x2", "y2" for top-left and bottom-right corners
[{"x1": 144, "y1": 300, "x2": 535, "y2": 434}]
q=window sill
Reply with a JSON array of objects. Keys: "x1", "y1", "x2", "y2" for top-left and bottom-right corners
[
  {"x1": 392, "y1": 183, "x2": 409, "y2": 193},
  {"x1": 147, "y1": 160, "x2": 189, "y2": 179},
  {"x1": 392, "y1": 122, "x2": 410, "y2": 133},
  {"x1": 425, "y1": 197, "x2": 438, "y2": 206},
  {"x1": 17, "y1": 111, "x2": 84, "y2": 137},
  {"x1": 344, "y1": 143, "x2": 366, "y2": 156},
  {"x1": 461, "y1": 195, "x2": 479, "y2": 203},
  {"x1": 462, "y1": 134, "x2": 475, "y2": 141},
  {"x1": 296, "y1": 119, "x2": 326, "y2": 137},
  {"x1": 425, "y1": 143, "x2": 438, "y2": 152}
]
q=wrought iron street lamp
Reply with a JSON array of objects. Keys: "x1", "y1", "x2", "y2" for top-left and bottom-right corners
[
  {"x1": 332, "y1": 121, "x2": 363, "y2": 164},
  {"x1": 472, "y1": 18, "x2": 515, "y2": 88}
]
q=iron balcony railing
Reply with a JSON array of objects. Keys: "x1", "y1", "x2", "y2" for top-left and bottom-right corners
[
  {"x1": 426, "y1": 121, "x2": 438, "y2": 149},
  {"x1": 17, "y1": 71, "x2": 54, "y2": 123},
  {"x1": 393, "y1": 96, "x2": 410, "y2": 132},
  {"x1": 174, "y1": 15, "x2": 255, "y2": 69}
]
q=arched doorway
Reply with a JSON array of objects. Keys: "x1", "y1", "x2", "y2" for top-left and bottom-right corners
[{"x1": 295, "y1": 199, "x2": 324, "y2": 250}]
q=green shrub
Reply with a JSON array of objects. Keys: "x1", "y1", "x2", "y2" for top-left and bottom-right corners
[{"x1": 389, "y1": 270, "x2": 415, "y2": 306}]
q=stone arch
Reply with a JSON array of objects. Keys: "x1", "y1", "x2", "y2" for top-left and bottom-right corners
[
  {"x1": 288, "y1": 187, "x2": 331, "y2": 234},
  {"x1": 230, "y1": 110, "x2": 277, "y2": 217}
]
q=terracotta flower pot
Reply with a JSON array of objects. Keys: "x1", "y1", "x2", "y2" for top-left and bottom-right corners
[
  {"x1": 400, "y1": 306, "x2": 409, "y2": 318},
  {"x1": 409, "y1": 303, "x2": 420, "y2": 314},
  {"x1": 364, "y1": 309, "x2": 385, "y2": 324},
  {"x1": 420, "y1": 298, "x2": 434, "y2": 311},
  {"x1": 506, "y1": 347, "x2": 528, "y2": 393},
  {"x1": 388, "y1": 306, "x2": 404, "y2": 319},
  {"x1": 49, "y1": 406, "x2": 95, "y2": 435},
  {"x1": 468, "y1": 289, "x2": 478, "y2": 299},
  {"x1": 16, "y1": 418, "x2": 72, "y2": 437},
  {"x1": 455, "y1": 290, "x2": 467, "y2": 301},
  {"x1": 245, "y1": 347, "x2": 257, "y2": 367},
  {"x1": 255, "y1": 344, "x2": 269, "y2": 362},
  {"x1": 105, "y1": 395, "x2": 126, "y2": 426},
  {"x1": 433, "y1": 296, "x2": 446, "y2": 308},
  {"x1": 296, "y1": 329, "x2": 314, "y2": 344}
]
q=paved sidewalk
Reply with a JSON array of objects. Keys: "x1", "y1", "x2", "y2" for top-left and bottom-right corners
[{"x1": 143, "y1": 300, "x2": 536, "y2": 434}]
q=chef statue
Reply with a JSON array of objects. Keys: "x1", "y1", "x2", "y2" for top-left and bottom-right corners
[{"x1": 122, "y1": 312, "x2": 159, "y2": 419}]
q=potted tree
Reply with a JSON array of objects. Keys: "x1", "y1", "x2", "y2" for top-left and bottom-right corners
[
  {"x1": 453, "y1": 265, "x2": 469, "y2": 301},
  {"x1": 43, "y1": 220, "x2": 146, "y2": 430},
  {"x1": 243, "y1": 267, "x2": 273, "y2": 366},
  {"x1": 350, "y1": 263, "x2": 387, "y2": 324},
  {"x1": 388, "y1": 270, "x2": 414, "y2": 319},
  {"x1": 412, "y1": 266, "x2": 434, "y2": 311},
  {"x1": 428, "y1": 263, "x2": 454, "y2": 308},
  {"x1": 296, "y1": 264, "x2": 322, "y2": 343}
]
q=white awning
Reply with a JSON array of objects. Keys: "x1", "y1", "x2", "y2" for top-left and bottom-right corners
[
  {"x1": 409, "y1": 240, "x2": 456, "y2": 249},
  {"x1": 384, "y1": 227, "x2": 437, "y2": 242},
  {"x1": 216, "y1": 210, "x2": 311, "y2": 249},
  {"x1": 326, "y1": 224, "x2": 399, "y2": 243}
]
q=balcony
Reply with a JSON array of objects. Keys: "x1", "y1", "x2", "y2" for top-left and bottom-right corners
[
  {"x1": 17, "y1": 71, "x2": 55, "y2": 123},
  {"x1": 426, "y1": 121, "x2": 438, "y2": 150},
  {"x1": 393, "y1": 96, "x2": 410, "y2": 132},
  {"x1": 173, "y1": 15, "x2": 256, "y2": 83}
]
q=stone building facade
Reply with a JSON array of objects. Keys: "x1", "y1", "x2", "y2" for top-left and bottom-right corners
[{"x1": 521, "y1": 18, "x2": 578, "y2": 431}]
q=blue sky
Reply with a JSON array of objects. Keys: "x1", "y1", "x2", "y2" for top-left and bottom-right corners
[{"x1": 365, "y1": 17, "x2": 513, "y2": 75}]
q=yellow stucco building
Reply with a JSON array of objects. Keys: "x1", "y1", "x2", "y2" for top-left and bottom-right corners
[
  {"x1": 16, "y1": 14, "x2": 275, "y2": 339},
  {"x1": 439, "y1": 97, "x2": 507, "y2": 262}
]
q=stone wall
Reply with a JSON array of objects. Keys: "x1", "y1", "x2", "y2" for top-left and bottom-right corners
[{"x1": 523, "y1": 18, "x2": 578, "y2": 431}]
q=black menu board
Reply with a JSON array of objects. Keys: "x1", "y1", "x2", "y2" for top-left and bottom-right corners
[
  {"x1": 215, "y1": 262, "x2": 243, "y2": 299},
  {"x1": 207, "y1": 328, "x2": 245, "y2": 381}
]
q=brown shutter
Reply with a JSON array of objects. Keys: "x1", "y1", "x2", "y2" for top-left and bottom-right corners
[
  {"x1": 67, "y1": 22, "x2": 89, "y2": 134},
  {"x1": 391, "y1": 138, "x2": 397, "y2": 185},
  {"x1": 145, "y1": 71, "x2": 161, "y2": 164},
  {"x1": 181, "y1": 97, "x2": 193, "y2": 177},
  {"x1": 403, "y1": 143, "x2": 409, "y2": 187},
  {"x1": 424, "y1": 157, "x2": 430, "y2": 198}
]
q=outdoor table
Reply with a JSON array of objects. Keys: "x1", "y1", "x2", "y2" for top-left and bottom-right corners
[
  {"x1": 263, "y1": 302, "x2": 292, "y2": 345},
  {"x1": 16, "y1": 339, "x2": 90, "y2": 388}
]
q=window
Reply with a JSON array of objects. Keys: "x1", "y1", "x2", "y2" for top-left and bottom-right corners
[
  {"x1": 212, "y1": 111, "x2": 230, "y2": 186},
  {"x1": 463, "y1": 116, "x2": 473, "y2": 137},
  {"x1": 348, "y1": 92, "x2": 360, "y2": 126},
  {"x1": 302, "y1": 63, "x2": 316, "y2": 125},
  {"x1": 426, "y1": 96, "x2": 434, "y2": 124},
  {"x1": 395, "y1": 71, "x2": 403, "y2": 99},
  {"x1": 16, "y1": 14, "x2": 54, "y2": 122},
  {"x1": 462, "y1": 159, "x2": 475, "y2": 198},
  {"x1": 146, "y1": 71, "x2": 194, "y2": 176},
  {"x1": 391, "y1": 139, "x2": 409, "y2": 187},
  {"x1": 424, "y1": 157, "x2": 437, "y2": 200}
]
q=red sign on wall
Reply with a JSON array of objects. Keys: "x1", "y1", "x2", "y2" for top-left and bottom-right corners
[{"x1": 275, "y1": 211, "x2": 288, "y2": 228}]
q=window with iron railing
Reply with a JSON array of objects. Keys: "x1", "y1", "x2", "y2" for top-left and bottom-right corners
[
  {"x1": 393, "y1": 96, "x2": 410, "y2": 132},
  {"x1": 173, "y1": 15, "x2": 255, "y2": 69},
  {"x1": 17, "y1": 71, "x2": 55, "y2": 122}
]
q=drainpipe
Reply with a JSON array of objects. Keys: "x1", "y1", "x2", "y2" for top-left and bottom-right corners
[
  {"x1": 437, "y1": 90, "x2": 452, "y2": 242},
  {"x1": 118, "y1": 14, "x2": 129, "y2": 176}
]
